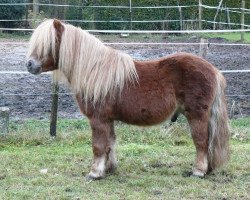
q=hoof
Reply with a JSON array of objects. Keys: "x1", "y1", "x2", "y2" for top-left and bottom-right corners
[
  {"x1": 192, "y1": 169, "x2": 206, "y2": 178},
  {"x1": 106, "y1": 165, "x2": 117, "y2": 174},
  {"x1": 85, "y1": 173, "x2": 103, "y2": 181},
  {"x1": 182, "y1": 171, "x2": 193, "y2": 177},
  {"x1": 85, "y1": 170, "x2": 105, "y2": 181}
]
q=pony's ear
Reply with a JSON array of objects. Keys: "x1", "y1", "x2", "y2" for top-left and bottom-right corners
[{"x1": 53, "y1": 19, "x2": 64, "y2": 33}]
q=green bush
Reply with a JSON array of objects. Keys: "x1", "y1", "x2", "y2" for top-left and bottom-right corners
[
  {"x1": 0, "y1": 0, "x2": 26, "y2": 28},
  {"x1": 77, "y1": 0, "x2": 198, "y2": 30},
  {"x1": 2, "y1": 0, "x2": 247, "y2": 30},
  {"x1": 202, "y1": 0, "x2": 245, "y2": 29}
]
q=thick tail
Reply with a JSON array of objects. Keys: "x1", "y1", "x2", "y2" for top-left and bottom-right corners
[{"x1": 208, "y1": 72, "x2": 230, "y2": 171}]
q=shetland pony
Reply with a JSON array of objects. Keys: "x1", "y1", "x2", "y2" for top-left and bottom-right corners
[{"x1": 26, "y1": 19, "x2": 230, "y2": 180}]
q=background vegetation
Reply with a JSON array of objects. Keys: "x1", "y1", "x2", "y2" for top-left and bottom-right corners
[
  {"x1": 0, "y1": 0, "x2": 26, "y2": 28},
  {"x1": 0, "y1": 0, "x2": 249, "y2": 30}
]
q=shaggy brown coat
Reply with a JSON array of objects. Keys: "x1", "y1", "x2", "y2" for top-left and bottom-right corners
[{"x1": 26, "y1": 19, "x2": 230, "y2": 180}]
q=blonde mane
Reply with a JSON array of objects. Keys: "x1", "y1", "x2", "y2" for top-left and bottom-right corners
[
  {"x1": 29, "y1": 19, "x2": 138, "y2": 104},
  {"x1": 27, "y1": 19, "x2": 57, "y2": 62}
]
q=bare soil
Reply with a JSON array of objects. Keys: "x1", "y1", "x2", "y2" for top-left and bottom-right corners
[{"x1": 0, "y1": 37, "x2": 249, "y2": 120}]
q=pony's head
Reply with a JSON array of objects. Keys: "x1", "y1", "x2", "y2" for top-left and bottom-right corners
[
  {"x1": 26, "y1": 19, "x2": 64, "y2": 74},
  {"x1": 26, "y1": 19, "x2": 138, "y2": 104}
]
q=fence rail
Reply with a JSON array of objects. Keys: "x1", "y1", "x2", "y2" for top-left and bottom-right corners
[
  {"x1": 0, "y1": 1, "x2": 249, "y2": 32},
  {"x1": 1, "y1": 28, "x2": 250, "y2": 33},
  {"x1": 1, "y1": 19, "x2": 250, "y2": 28},
  {"x1": 0, "y1": 2, "x2": 250, "y2": 11},
  {"x1": 0, "y1": 93, "x2": 249, "y2": 98},
  {"x1": 0, "y1": 3, "x2": 198, "y2": 9},
  {"x1": 1, "y1": 2, "x2": 249, "y2": 135},
  {"x1": 1, "y1": 70, "x2": 249, "y2": 75}
]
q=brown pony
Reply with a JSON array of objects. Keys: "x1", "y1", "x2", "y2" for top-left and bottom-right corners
[{"x1": 26, "y1": 19, "x2": 230, "y2": 180}]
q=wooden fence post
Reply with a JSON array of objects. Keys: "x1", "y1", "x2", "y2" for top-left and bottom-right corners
[
  {"x1": 179, "y1": 7, "x2": 183, "y2": 30},
  {"x1": 50, "y1": 82, "x2": 59, "y2": 137},
  {"x1": 198, "y1": 0, "x2": 203, "y2": 30},
  {"x1": 226, "y1": 7, "x2": 231, "y2": 29},
  {"x1": 213, "y1": 0, "x2": 224, "y2": 30},
  {"x1": 199, "y1": 38, "x2": 209, "y2": 58},
  {"x1": 129, "y1": 0, "x2": 132, "y2": 30},
  {"x1": 33, "y1": 0, "x2": 39, "y2": 27},
  {"x1": 91, "y1": 0, "x2": 97, "y2": 30},
  {"x1": 33, "y1": 0, "x2": 39, "y2": 16},
  {"x1": 241, "y1": 0, "x2": 245, "y2": 42},
  {"x1": 0, "y1": 107, "x2": 10, "y2": 135}
]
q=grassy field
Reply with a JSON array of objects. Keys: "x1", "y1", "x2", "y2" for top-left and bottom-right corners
[
  {"x1": 0, "y1": 117, "x2": 249, "y2": 200},
  {"x1": 1, "y1": 31, "x2": 250, "y2": 43},
  {"x1": 0, "y1": 32, "x2": 30, "y2": 41},
  {"x1": 99, "y1": 32, "x2": 250, "y2": 43},
  {"x1": 202, "y1": 32, "x2": 250, "y2": 43}
]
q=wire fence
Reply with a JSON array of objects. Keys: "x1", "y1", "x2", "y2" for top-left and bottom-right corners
[
  {"x1": 0, "y1": 1, "x2": 250, "y2": 31},
  {"x1": 0, "y1": 93, "x2": 249, "y2": 98},
  {"x1": 0, "y1": 2, "x2": 249, "y2": 115},
  {"x1": 0, "y1": 2, "x2": 249, "y2": 10},
  {"x1": 0, "y1": 68, "x2": 249, "y2": 98},
  {"x1": 2, "y1": 27, "x2": 250, "y2": 33}
]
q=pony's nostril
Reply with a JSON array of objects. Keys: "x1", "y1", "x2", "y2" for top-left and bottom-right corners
[
  {"x1": 26, "y1": 59, "x2": 42, "y2": 74},
  {"x1": 26, "y1": 60, "x2": 34, "y2": 70},
  {"x1": 27, "y1": 61, "x2": 32, "y2": 67}
]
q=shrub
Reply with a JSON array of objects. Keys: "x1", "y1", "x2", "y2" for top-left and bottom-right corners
[{"x1": 0, "y1": 0, "x2": 26, "y2": 28}]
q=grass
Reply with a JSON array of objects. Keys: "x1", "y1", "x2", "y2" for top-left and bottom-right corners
[
  {"x1": 1, "y1": 31, "x2": 250, "y2": 43},
  {"x1": 0, "y1": 32, "x2": 30, "y2": 41},
  {"x1": 202, "y1": 32, "x2": 250, "y2": 43},
  {"x1": 0, "y1": 117, "x2": 249, "y2": 200}
]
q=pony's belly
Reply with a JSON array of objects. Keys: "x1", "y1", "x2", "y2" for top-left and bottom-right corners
[
  {"x1": 116, "y1": 94, "x2": 176, "y2": 126},
  {"x1": 119, "y1": 110, "x2": 171, "y2": 126}
]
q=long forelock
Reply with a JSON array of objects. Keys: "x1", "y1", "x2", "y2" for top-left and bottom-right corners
[
  {"x1": 54, "y1": 23, "x2": 138, "y2": 105},
  {"x1": 27, "y1": 19, "x2": 57, "y2": 61}
]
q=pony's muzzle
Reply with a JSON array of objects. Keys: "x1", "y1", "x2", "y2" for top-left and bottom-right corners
[{"x1": 26, "y1": 59, "x2": 42, "y2": 75}]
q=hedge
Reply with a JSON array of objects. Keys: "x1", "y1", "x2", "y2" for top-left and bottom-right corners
[{"x1": 0, "y1": 0, "x2": 249, "y2": 30}]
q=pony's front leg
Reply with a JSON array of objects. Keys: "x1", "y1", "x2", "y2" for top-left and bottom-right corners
[
  {"x1": 105, "y1": 122, "x2": 117, "y2": 173},
  {"x1": 87, "y1": 119, "x2": 117, "y2": 180}
]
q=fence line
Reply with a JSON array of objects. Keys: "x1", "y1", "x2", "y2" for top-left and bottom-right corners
[
  {"x1": 87, "y1": 29, "x2": 250, "y2": 33},
  {"x1": 1, "y1": 28, "x2": 250, "y2": 33},
  {"x1": 0, "y1": 71, "x2": 50, "y2": 74},
  {"x1": 0, "y1": 2, "x2": 250, "y2": 12},
  {"x1": 1, "y1": 19, "x2": 250, "y2": 29},
  {"x1": 0, "y1": 92, "x2": 249, "y2": 98},
  {"x1": 201, "y1": 4, "x2": 250, "y2": 12},
  {"x1": 1, "y1": 41, "x2": 250, "y2": 47},
  {"x1": 203, "y1": 20, "x2": 250, "y2": 28},
  {"x1": 1, "y1": 19, "x2": 250, "y2": 28},
  {"x1": 220, "y1": 70, "x2": 250, "y2": 73},
  {"x1": 0, "y1": 2, "x2": 249, "y2": 34},
  {"x1": 0, "y1": 3, "x2": 32, "y2": 6},
  {"x1": 0, "y1": 19, "x2": 200, "y2": 23},
  {"x1": 0, "y1": 3, "x2": 197, "y2": 9},
  {"x1": 0, "y1": 70, "x2": 249, "y2": 75},
  {"x1": 0, "y1": 3, "x2": 250, "y2": 28},
  {"x1": 105, "y1": 42, "x2": 250, "y2": 46}
]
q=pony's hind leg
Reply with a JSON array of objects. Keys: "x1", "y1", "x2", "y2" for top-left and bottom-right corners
[
  {"x1": 87, "y1": 119, "x2": 117, "y2": 180},
  {"x1": 188, "y1": 117, "x2": 209, "y2": 177}
]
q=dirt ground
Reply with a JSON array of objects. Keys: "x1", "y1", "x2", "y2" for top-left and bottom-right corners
[{"x1": 0, "y1": 36, "x2": 249, "y2": 120}]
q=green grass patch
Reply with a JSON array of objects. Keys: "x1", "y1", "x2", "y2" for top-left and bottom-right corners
[
  {"x1": 230, "y1": 116, "x2": 250, "y2": 142},
  {"x1": 0, "y1": 117, "x2": 249, "y2": 199},
  {"x1": 202, "y1": 32, "x2": 250, "y2": 43},
  {"x1": 0, "y1": 32, "x2": 30, "y2": 41},
  {"x1": 2, "y1": 31, "x2": 250, "y2": 43}
]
